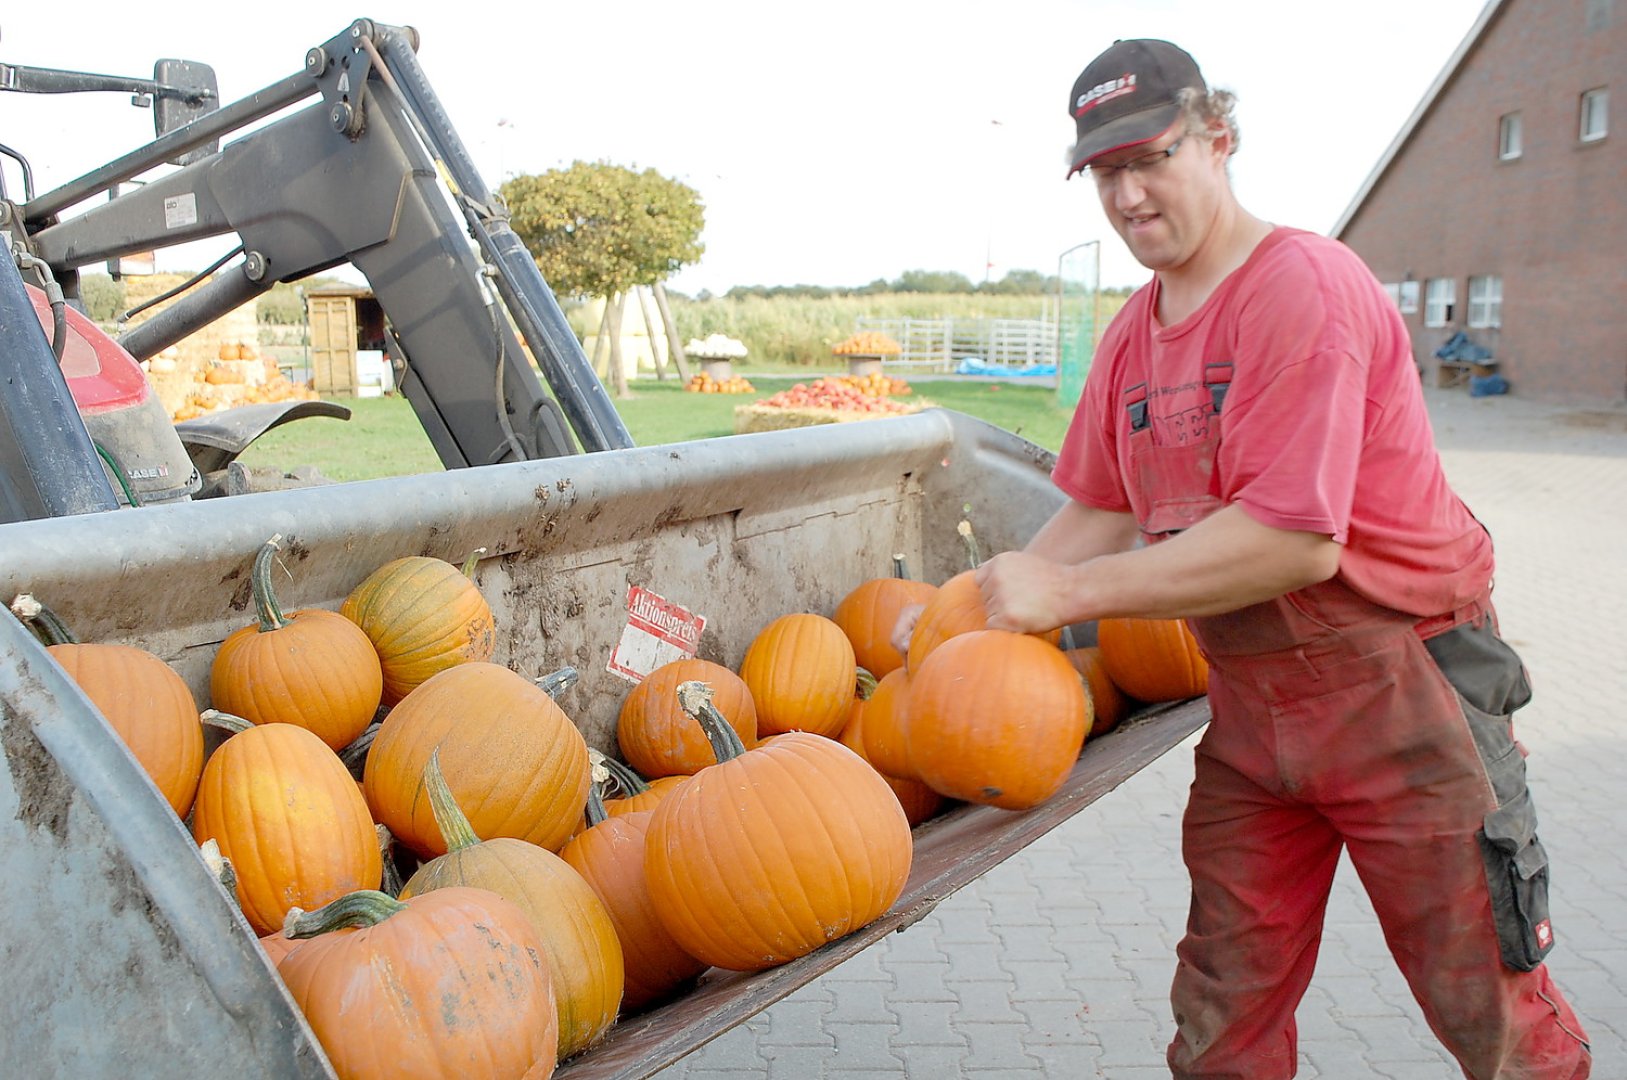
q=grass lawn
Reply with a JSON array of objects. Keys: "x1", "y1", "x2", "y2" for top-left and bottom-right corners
[{"x1": 235, "y1": 376, "x2": 1077, "y2": 483}]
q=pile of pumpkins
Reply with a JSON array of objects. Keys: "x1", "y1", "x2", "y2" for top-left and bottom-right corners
[{"x1": 11, "y1": 529, "x2": 1209, "y2": 1079}]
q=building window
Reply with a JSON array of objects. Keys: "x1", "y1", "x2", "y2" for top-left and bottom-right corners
[
  {"x1": 1581, "y1": 87, "x2": 1608, "y2": 141},
  {"x1": 1398, "y1": 279, "x2": 1419, "y2": 314},
  {"x1": 1424, "y1": 278, "x2": 1456, "y2": 328},
  {"x1": 1499, "y1": 112, "x2": 1523, "y2": 159},
  {"x1": 1468, "y1": 275, "x2": 1503, "y2": 329}
]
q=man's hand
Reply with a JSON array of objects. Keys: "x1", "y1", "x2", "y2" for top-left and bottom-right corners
[
  {"x1": 975, "y1": 551, "x2": 1072, "y2": 634},
  {"x1": 890, "y1": 602, "x2": 927, "y2": 660}
]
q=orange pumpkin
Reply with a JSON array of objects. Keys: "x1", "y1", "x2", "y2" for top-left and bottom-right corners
[
  {"x1": 257, "y1": 930, "x2": 301, "y2": 968},
  {"x1": 363, "y1": 661, "x2": 591, "y2": 857},
  {"x1": 907, "y1": 630, "x2": 1090, "y2": 811},
  {"x1": 192, "y1": 713, "x2": 382, "y2": 936},
  {"x1": 1096, "y1": 617, "x2": 1209, "y2": 702},
  {"x1": 644, "y1": 682, "x2": 912, "y2": 971},
  {"x1": 18, "y1": 596, "x2": 204, "y2": 818},
  {"x1": 280, "y1": 887, "x2": 558, "y2": 1079},
  {"x1": 400, "y1": 752, "x2": 622, "y2": 1060},
  {"x1": 340, "y1": 553, "x2": 496, "y2": 704},
  {"x1": 618, "y1": 658, "x2": 756, "y2": 777},
  {"x1": 840, "y1": 683, "x2": 943, "y2": 827},
  {"x1": 856, "y1": 666, "x2": 917, "y2": 780},
  {"x1": 1067, "y1": 645, "x2": 1132, "y2": 735},
  {"x1": 738, "y1": 613, "x2": 856, "y2": 738},
  {"x1": 561, "y1": 792, "x2": 707, "y2": 1015},
  {"x1": 832, "y1": 564, "x2": 937, "y2": 678},
  {"x1": 210, "y1": 536, "x2": 383, "y2": 750},
  {"x1": 906, "y1": 570, "x2": 1063, "y2": 672}
]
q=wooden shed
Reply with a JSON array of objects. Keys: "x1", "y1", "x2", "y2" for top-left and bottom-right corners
[{"x1": 303, "y1": 284, "x2": 388, "y2": 396}]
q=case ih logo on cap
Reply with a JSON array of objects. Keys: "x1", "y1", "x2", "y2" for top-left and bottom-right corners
[{"x1": 1076, "y1": 73, "x2": 1136, "y2": 116}]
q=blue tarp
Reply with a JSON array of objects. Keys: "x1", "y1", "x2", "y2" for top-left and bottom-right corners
[
  {"x1": 954, "y1": 357, "x2": 1057, "y2": 378},
  {"x1": 1435, "y1": 331, "x2": 1495, "y2": 362}
]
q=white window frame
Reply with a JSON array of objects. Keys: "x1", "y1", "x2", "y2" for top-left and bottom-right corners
[
  {"x1": 1581, "y1": 87, "x2": 1608, "y2": 142},
  {"x1": 1424, "y1": 277, "x2": 1456, "y2": 328},
  {"x1": 1398, "y1": 279, "x2": 1420, "y2": 315},
  {"x1": 1468, "y1": 275, "x2": 1503, "y2": 329},
  {"x1": 1499, "y1": 112, "x2": 1523, "y2": 159}
]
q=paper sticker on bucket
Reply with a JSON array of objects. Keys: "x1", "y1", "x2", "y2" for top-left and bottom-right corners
[{"x1": 607, "y1": 586, "x2": 707, "y2": 683}]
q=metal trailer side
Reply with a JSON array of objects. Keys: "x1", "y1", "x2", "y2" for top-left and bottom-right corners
[{"x1": 0, "y1": 409, "x2": 1207, "y2": 1076}]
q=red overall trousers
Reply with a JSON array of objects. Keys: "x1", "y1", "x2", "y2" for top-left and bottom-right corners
[{"x1": 1125, "y1": 375, "x2": 1592, "y2": 1079}]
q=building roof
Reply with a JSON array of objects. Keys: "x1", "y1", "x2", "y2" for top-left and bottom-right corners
[{"x1": 1331, "y1": 0, "x2": 1509, "y2": 238}]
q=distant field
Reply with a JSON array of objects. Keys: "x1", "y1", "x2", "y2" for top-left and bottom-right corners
[{"x1": 235, "y1": 376, "x2": 1078, "y2": 483}]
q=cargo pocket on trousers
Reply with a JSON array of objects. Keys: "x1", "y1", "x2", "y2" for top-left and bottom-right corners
[{"x1": 1479, "y1": 788, "x2": 1555, "y2": 972}]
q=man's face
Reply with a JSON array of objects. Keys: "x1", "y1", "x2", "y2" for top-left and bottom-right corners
[{"x1": 1087, "y1": 125, "x2": 1227, "y2": 274}]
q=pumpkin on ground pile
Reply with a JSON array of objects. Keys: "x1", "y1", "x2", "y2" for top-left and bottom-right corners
[
  {"x1": 192, "y1": 712, "x2": 382, "y2": 936},
  {"x1": 400, "y1": 752, "x2": 622, "y2": 1060},
  {"x1": 738, "y1": 613, "x2": 857, "y2": 738},
  {"x1": 13, "y1": 594, "x2": 203, "y2": 818},
  {"x1": 561, "y1": 776, "x2": 708, "y2": 1014},
  {"x1": 840, "y1": 675, "x2": 944, "y2": 827},
  {"x1": 1067, "y1": 645, "x2": 1132, "y2": 735},
  {"x1": 364, "y1": 661, "x2": 591, "y2": 857},
  {"x1": 618, "y1": 657, "x2": 756, "y2": 777},
  {"x1": 340, "y1": 552, "x2": 495, "y2": 704},
  {"x1": 644, "y1": 681, "x2": 913, "y2": 971},
  {"x1": 905, "y1": 570, "x2": 1064, "y2": 673},
  {"x1": 280, "y1": 887, "x2": 558, "y2": 1080},
  {"x1": 831, "y1": 558, "x2": 937, "y2": 678},
  {"x1": 210, "y1": 535, "x2": 383, "y2": 750},
  {"x1": 908, "y1": 630, "x2": 1090, "y2": 811},
  {"x1": 1096, "y1": 617, "x2": 1209, "y2": 703}
]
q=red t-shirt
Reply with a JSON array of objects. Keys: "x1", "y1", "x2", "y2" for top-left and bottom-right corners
[{"x1": 1053, "y1": 227, "x2": 1493, "y2": 619}]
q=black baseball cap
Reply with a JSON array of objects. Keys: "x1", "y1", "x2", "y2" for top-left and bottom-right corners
[{"x1": 1066, "y1": 39, "x2": 1206, "y2": 178}]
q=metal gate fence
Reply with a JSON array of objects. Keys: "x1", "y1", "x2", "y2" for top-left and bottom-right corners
[{"x1": 854, "y1": 316, "x2": 1058, "y2": 374}]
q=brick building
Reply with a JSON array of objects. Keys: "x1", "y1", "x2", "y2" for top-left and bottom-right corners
[{"x1": 1333, "y1": 0, "x2": 1624, "y2": 402}]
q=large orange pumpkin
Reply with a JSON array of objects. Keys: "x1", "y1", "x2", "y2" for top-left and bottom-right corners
[
  {"x1": 617, "y1": 657, "x2": 756, "y2": 777},
  {"x1": 280, "y1": 887, "x2": 558, "y2": 1079},
  {"x1": 363, "y1": 661, "x2": 591, "y2": 856},
  {"x1": 1096, "y1": 617, "x2": 1209, "y2": 702},
  {"x1": 832, "y1": 568, "x2": 937, "y2": 678},
  {"x1": 18, "y1": 596, "x2": 204, "y2": 818},
  {"x1": 340, "y1": 553, "x2": 496, "y2": 704},
  {"x1": 210, "y1": 536, "x2": 383, "y2": 750},
  {"x1": 561, "y1": 792, "x2": 707, "y2": 1015},
  {"x1": 400, "y1": 752, "x2": 623, "y2": 1060},
  {"x1": 192, "y1": 714, "x2": 382, "y2": 936},
  {"x1": 1067, "y1": 645, "x2": 1132, "y2": 735},
  {"x1": 644, "y1": 682, "x2": 913, "y2": 971},
  {"x1": 905, "y1": 570, "x2": 1064, "y2": 672},
  {"x1": 839, "y1": 685, "x2": 943, "y2": 827},
  {"x1": 738, "y1": 613, "x2": 856, "y2": 738},
  {"x1": 907, "y1": 630, "x2": 1090, "y2": 811}
]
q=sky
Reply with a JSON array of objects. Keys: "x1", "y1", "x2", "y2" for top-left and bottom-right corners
[{"x1": 2, "y1": 0, "x2": 1492, "y2": 295}]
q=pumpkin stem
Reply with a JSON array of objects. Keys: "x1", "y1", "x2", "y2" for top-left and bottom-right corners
[
  {"x1": 957, "y1": 519, "x2": 982, "y2": 570},
  {"x1": 598, "y1": 754, "x2": 650, "y2": 797},
  {"x1": 583, "y1": 752, "x2": 613, "y2": 828},
  {"x1": 535, "y1": 666, "x2": 579, "y2": 700},
  {"x1": 339, "y1": 722, "x2": 381, "y2": 777},
  {"x1": 198, "y1": 838, "x2": 239, "y2": 903},
  {"x1": 891, "y1": 553, "x2": 911, "y2": 580},
  {"x1": 855, "y1": 667, "x2": 878, "y2": 701},
  {"x1": 459, "y1": 548, "x2": 487, "y2": 578},
  {"x1": 422, "y1": 747, "x2": 483, "y2": 854},
  {"x1": 10, "y1": 593, "x2": 78, "y2": 645},
  {"x1": 249, "y1": 535, "x2": 290, "y2": 633},
  {"x1": 676, "y1": 680, "x2": 748, "y2": 763},
  {"x1": 283, "y1": 889, "x2": 409, "y2": 939},
  {"x1": 201, "y1": 708, "x2": 255, "y2": 736},
  {"x1": 376, "y1": 824, "x2": 403, "y2": 898}
]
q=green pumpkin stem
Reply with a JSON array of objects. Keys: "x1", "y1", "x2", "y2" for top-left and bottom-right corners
[
  {"x1": 676, "y1": 680, "x2": 748, "y2": 763},
  {"x1": 249, "y1": 535, "x2": 290, "y2": 633},
  {"x1": 201, "y1": 709, "x2": 254, "y2": 736},
  {"x1": 283, "y1": 889, "x2": 408, "y2": 939},
  {"x1": 854, "y1": 667, "x2": 878, "y2": 701},
  {"x1": 422, "y1": 747, "x2": 482, "y2": 854},
  {"x1": 891, "y1": 553, "x2": 911, "y2": 580},
  {"x1": 10, "y1": 594, "x2": 78, "y2": 646},
  {"x1": 459, "y1": 548, "x2": 487, "y2": 578},
  {"x1": 958, "y1": 519, "x2": 982, "y2": 570},
  {"x1": 339, "y1": 722, "x2": 380, "y2": 777},
  {"x1": 535, "y1": 666, "x2": 579, "y2": 700},
  {"x1": 376, "y1": 824, "x2": 403, "y2": 898},
  {"x1": 599, "y1": 754, "x2": 650, "y2": 797},
  {"x1": 198, "y1": 838, "x2": 239, "y2": 903}
]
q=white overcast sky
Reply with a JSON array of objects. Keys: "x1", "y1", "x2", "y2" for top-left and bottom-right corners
[{"x1": 2, "y1": 1, "x2": 1489, "y2": 295}]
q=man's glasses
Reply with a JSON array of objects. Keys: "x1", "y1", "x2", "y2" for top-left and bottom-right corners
[{"x1": 1086, "y1": 137, "x2": 1185, "y2": 188}]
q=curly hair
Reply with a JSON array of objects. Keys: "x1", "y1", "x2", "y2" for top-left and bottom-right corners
[{"x1": 1176, "y1": 86, "x2": 1240, "y2": 153}]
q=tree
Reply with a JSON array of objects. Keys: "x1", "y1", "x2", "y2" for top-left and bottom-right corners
[{"x1": 501, "y1": 162, "x2": 704, "y2": 395}]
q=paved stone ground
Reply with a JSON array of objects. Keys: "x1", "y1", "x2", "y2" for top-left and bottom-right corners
[{"x1": 657, "y1": 386, "x2": 1627, "y2": 1079}]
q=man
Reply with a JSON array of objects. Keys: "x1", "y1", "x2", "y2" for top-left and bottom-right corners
[{"x1": 968, "y1": 38, "x2": 1590, "y2": 1080}]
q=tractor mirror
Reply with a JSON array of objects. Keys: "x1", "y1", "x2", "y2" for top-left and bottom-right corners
[{"x1": 152, "y1": 59, "x2": 220, "y2": 166}]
